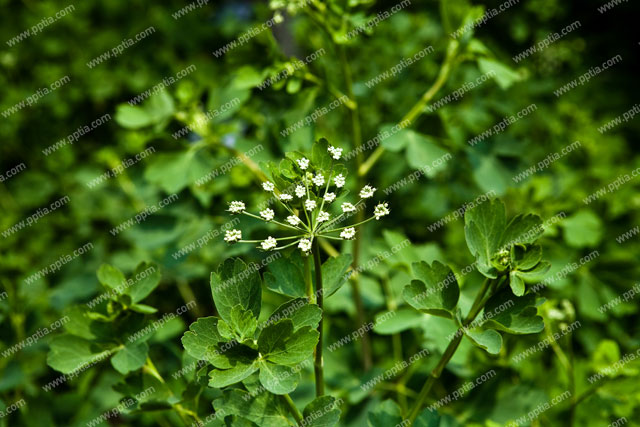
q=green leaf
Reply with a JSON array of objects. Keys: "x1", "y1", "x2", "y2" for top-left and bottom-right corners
[
  {"x1": 402, "y1": 261, "x2": 459, "y2": 318},
  {"x1": 515, "y1": 262, "x2": 551, "y2": 281},
  {"x1": 181, "y1": 317, "x2": 224, "y2": 361},
  {"x1": 126, "y1": 262, "x2": 162, "y2": 303},
  {"x1": 258, "y1": 361, "x2": 301, "y2": 395},
  {"x1": 47, "y1": 335, "x2": 111, "y2": 374},
  {"x1": 322, "y1": 254, "x2": 353, "y2": 297},
  {"x1": 561, "y1": 210, "x2": 603, "y2": 248},
  {"x1": 303, "y1": 396, "x2": 341, "y2": 427},
  {"x1": 226, "y1": 305, "x2": 258, "y2": 341},
  {"x1": 211, "y1": 258, "x2": 262, "y2": 325},
  {"x1": 464, "y1": 328, "x2": 502, "y2": 354},
  {"x1": 259, "y1": 320, "x2": 319, "y2": 365},
  {"x1": 478, "y1": 58, "x2": 522, "y2": 90},
  {"x1": 209, "y1": 360, "x2": 259, "y2": 388},
  {"x1": 484, "y1": 289, "x2": 544, "y2": 334},
  {"x1": 511, "y1": 245, "x2": 542, "y2": 270},
  {"x1": 213, "y1": 389, "x2": 290, "y2": 427},
  {"x1": 502, "y1": 214, "x2": 543, "y2": 247},
  {"x1": 509, "y1": 271, "x2": 525, "y2": 296},
  {"x1": 115, "y1": 104, "x2": 154, "y2": 129},
  {"x1": 464, "y1": 199, "x2": 506, "y2": 278},
  {"x1": 128, "y1": 303, "x2": 158, "y2": 314},
  {"x1": 405, "y1": 133, "x2": 450, "y2": 176},
  {"x1": 97, "y1": 264, "x2": 126, "y2": 290},
  {"x1": 267, "y1": 298, "x2": 322, "y2": 331},
  {"x1": 264, "y1": 252, "x2": 306, "y2": 298},
  {"x1": 111, "y1": 341, "x2": 149, "y2": 374},
  {"x1": 367, "y1": 399, "x2": 402, "y2": 427},
  {"x1": 312, "y1": 138, "x2": 333, "y2": 171}
]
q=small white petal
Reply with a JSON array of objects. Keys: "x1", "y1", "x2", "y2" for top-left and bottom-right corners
[
  {"x1": 317, "y1": 211, "x2": 330, "y2": 222},
  {"x1": 260, "y1": 208, "x2": 275, "y2": 221},
  {"x1": 297, "y1": 158, "x2": 310, "y2": 170},
  {"x1": 305, "y1": 199, "x2": 317, "y2": 211},
  {"x1": 228, "y1": 201, "x2": 246, "y2": 214},
  {"x1": 295, "y1": 185, "x2": 306, "y2": 198},
  {"x1": 261, "y1": 236, "x2": 277, "y2": 250},
  {"x1": 298, "y1": 238, "x2": 312, "y2": 253},
  {"x1": 334, "y1": 174, "x2": 345, "y2": 188},
  {"x1": 340, "y1": 227, "x2": 356, "y2": 239},
  {"x1": 359, "y1": 185, "x2": 376, "y2": 199},
  {"x1": 279, "y1": 193, "x2": 293, "y2": 201},
  {"x1": 312, "y1": 173, "x2": 325, "y2": 187},
  {"x1": 341, "y1": 202, "x2": 356, "y2": 213},
  {"x1": 224, "y1": 229, "x2": 242, "y2": 243},
  {"x1": 262, "y1": 181, "x2": 275, "y2": 192},
  {"x1": 287, "y1": 215, "x2": 301, "y2": 226},
  {"x1": 374, "y1": 202, "x2": 390, "y2": 220},
  {"x1": 323, "y1": 192, "x2": 336, "y2": 203}
]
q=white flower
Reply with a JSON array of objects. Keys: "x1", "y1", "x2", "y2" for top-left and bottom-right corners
[
  {"x1": 224, "y1": 229, "x2": 242, "y2": 243},
  {"x1": 305, "y1": 199, "x2": 316, "y2": 211},
  {"x1": 295, "y1": 185, "x2": 306, "y2": 198},
  {"x1": 262, "y1": 181, "x2": 275, "y2": 192},
  {"x1": 317, "y1": 211, "x2": 330, "y2": 222},
  {"x1": 340, "y1": 227, "x2": 356, "y2": 240},
  {"x1": 261, "y1": 236, "x2": 277, "y2": 250},
  {"x1": 334, "y1": 174, "x2": 345, "y2": 188},
  {"x1": 359, "y1": 185, "x2": 376, "y2": 199},
  {"x1": 323, "y1": 192, "x2": 336, "y2": 203},
  {"x1": 312, "y1": 173, "x2": 325, "y2": 187},
  {"x1": 279, "y1": 193, "x2": 293, "y2": 201},
  {"x1": 287, "y1": 215, "x2": 301, "y2": 226},
  {"x1": 374, "y1": 202, "x2": 390, "y2": 220},
  {"x1": 228, "y1": 201, "x2": 245, "y2": 214},
  {"x1": 298, "y1": 238, "x2": 312, "y2": 253},
  {"x1": 328, "y1": 146, "x2": 342, "y2": 160},
  {"x1": 260, "y1": 208, "x2": 275, "y2": 221},
  {"x1": 297, "y1": 158, "x2": 310, "y2": 170},
  {"x1": 341, "y1": 202, "x2": 356, "y2": 213}
]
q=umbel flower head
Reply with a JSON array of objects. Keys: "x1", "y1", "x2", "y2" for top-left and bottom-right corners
[{"x1": 224, "y1": 139, "x2": 389, "y2": 255}]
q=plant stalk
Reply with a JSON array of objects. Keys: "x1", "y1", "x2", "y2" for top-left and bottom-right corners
[
  {"x1": 406, "y1": 277, "x2": 493, "y2": 423},
  {"x1": 282, "y1": 394, "x2": 304, "y2": 424},
  {"x1": 312, "y1": 240, "x2": 325, "y2": 396}
]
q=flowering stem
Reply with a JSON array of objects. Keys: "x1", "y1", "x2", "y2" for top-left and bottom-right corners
[
  {"x1": 304, "y1": 255, "x2": 313, "y2": 302},
  {"x1": 322, "y1": 216, "x2": 375, "y2": 233},
  {"x1": 239, "y1": 236, "x2": 302, "y2": 243},
  {"x1": 241, "y1": 211, "x2": 303, "y2": 232},
  {"x1": 312, "y1": 239, "x2": 325, "y2": 396}
]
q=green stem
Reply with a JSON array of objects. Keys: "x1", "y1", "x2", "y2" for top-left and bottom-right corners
[
  {"x1": 406, "y1": 277, "x2": 494, "y2": 423},
  {"x1": 282, "y1": 394, "x2": 303, "y2": 425},
  {"x1": 304, "y1": 255, "x2": 314, "y2": 302},
  {"x1": 359, "y1": 40, "x2": 459, "y2": 177},
  {"x1": 312, "y1": 240, "x2": 325, "y2": 396}
]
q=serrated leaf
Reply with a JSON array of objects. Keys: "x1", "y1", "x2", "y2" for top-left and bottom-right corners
[
  {"x1": 181, "y1": 317, "x2": 224, "y2": 361},
  {"x1": 211, "y1": 258, "x2": 262, "y2": 325},
  {"x1": 502, "y1": 214, "x2": 543, "y2": 248},
  {"x1": 267, "y1": 298, "x2": 322, "y2": 331},
  {"x1": 465, "y1": 328, "x2": 502, "y2": 354},
  {"x1": 111, "y1": 341, "x2": 149, "y2": 374},
  {"x1": 322, "y1": 254, "x2": 353, "y2": 297},
  {"x1": 209, "y1": 360, "x2": 260, "y2": 388},
  {"x1": 464, "y1": 199, "x2": 506, "y2": 278},
  {"x1": 303, "y1": 396, "x2": 341, "y2": 427},
  {"x1": 259, "y1": 320, "x2": 319, "y2": 365},
  {"x1": 258, "y1": 361, "x2": 300, "y2": 395},
  {"x1": 213, "y1": 389, "x2": 290, "y2": 427},
  {"x1": 483, "y1": 289, "x2": 544, "y2": 334},
  {"x1": 226, "y1": 305, "x2": 258, "y2": 341},
  {"x1": 402, "y1": 261, "x2": 459, "y2": 318},
  {"x1": 264, "y1": 253, "x2": 306, "y2": 298}
]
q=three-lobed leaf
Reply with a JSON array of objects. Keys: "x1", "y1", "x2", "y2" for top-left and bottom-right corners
[{"x1": 403, "y1": 261, "x2": 459, "y2": 318}]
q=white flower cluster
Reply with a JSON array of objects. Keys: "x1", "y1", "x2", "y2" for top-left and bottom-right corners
[{"x1": 223, "y1": 144, "x2": 389, "y2": 254}]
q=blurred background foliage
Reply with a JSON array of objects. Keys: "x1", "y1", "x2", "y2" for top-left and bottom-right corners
[{"x1": 0, "y1": 0, "x2": 639, "y2": 425}]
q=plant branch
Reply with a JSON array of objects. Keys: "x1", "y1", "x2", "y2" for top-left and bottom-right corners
[{"x1": 406, "y1": 277, "x2": 494, "y2": 423}]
